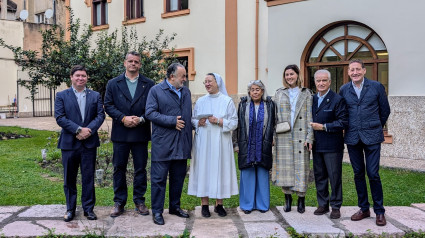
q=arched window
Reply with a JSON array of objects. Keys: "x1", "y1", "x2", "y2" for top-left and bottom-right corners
[{"x1": 302, "y1": 21, "x2": 388, "y2": 93}]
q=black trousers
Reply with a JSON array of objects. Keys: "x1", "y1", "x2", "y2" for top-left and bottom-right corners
[
  {"x1": 313, "y1": 151, "x2": 343, "y2": 209},
  {"x1": 112, "y1": 141, "x2": 148, "y2": 206},
  {"x1": 62, "y1": 146, "x2": 96, "y2": 212},
  {"x1": 151, "y1": 159, "x2": 187, "y2": 214}
]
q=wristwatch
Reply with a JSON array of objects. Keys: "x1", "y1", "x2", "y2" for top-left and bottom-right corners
[
  {"x1": 76, "y1": 126, "x2": 82, "y2": 134},
  {"x1": 322, "y1": 124, "x2": 326, "y2": 131}
]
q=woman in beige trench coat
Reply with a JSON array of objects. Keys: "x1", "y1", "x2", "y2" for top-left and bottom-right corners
[{"x1": 272, "y1": 64, "x2": 313, "y2": 214}]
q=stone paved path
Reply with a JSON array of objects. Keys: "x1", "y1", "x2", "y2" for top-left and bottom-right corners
[{"x1": 1, "y1": 204, "x2": 425, "y2": 237}]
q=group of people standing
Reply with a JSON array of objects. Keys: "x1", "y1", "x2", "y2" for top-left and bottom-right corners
[{"x1": 55, "y1": 50, "x2": 390, "y2": 228}]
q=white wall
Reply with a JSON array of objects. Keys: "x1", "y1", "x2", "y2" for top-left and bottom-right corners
[
  {"x1": 267, "y1": 0, "x2": 425, "y2": 96},
  {"x1": 0, "y1": 20, "x2": 23, "y2": 106},
  {"x1": 70, "y1": 0, "x2": 228, "y2": 95}
]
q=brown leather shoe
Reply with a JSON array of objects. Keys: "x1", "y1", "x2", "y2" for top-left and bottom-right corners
[
  {"x1": 330, "y1": 208, "x2": 341, "y2": 219},
  {"x1": 376, "y1": 214, "x2": 387, "y2": 226},
  {"x1": 351, "y1": 209, "x2": 370, "y2": 221},
  {"x1": 110, "y1": 203, "x2": 125, "y2": 217},
  {"x1": 135, "y1": 203, "x2": 149, "y2": 216},
  {"x1": 313, "y1": 206, "x2": 329, "y2": 215}
]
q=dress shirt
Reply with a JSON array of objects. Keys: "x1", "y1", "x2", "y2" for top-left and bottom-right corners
[
  {"x1": 352, "y1": 79, "x2": 364, "y2": 99},
  {"x1": 166, "y1": 79, "x2": 182, "y2": 99}
]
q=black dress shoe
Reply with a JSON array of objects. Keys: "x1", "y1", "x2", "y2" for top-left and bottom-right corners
[
  {"x1": 64, "y1": 210, "x2": 75, "y2": 222},
  {"x1": 242, "y1": 210, "x2": 252, "y2": 214},
  {"x1": 84, "y1": 211, "x2": 97, "y2": 220},
  {"x1": 153, "y1": 213, "x2": 165, "y2": 225},
  {"x1": 169, "y1": 207, "x2": 189, "y2": 218},
  {"x1": 214, "y1": 204, "x2": 227, "y2": 217},
  {"x1": 201, "y1": 205, "x2": 211, "y2": 218}
]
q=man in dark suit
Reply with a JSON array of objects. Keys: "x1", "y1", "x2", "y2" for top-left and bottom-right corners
[
  {"x1": 339, "y1": 59, "x2": 391, "y2": 226},
  {"x1": 104, "y1": 51, "x2": 155, "y2": 217},
  {"x1": 55, "y1": 65, "x2": 105, "y2": 222},
  {"x1": 145, "y1": 63, "x2": 192, "y2": 225},
  {"x1": 311, "y1": 69, "x2": 348, "y2": 219}
]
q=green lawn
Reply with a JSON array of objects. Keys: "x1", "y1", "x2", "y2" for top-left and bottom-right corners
[{"x1": 1, "y1": 126, "x2": 424, "y2": 210}]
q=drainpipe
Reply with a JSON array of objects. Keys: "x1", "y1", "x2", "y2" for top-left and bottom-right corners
[
  {"x1": 255, "y1": 0, "x2": 259, "y2": 81},
  {"x1": 1, "y1": 0, "x2": 7, "y2": 20},
  {"x1": 53, "y1": 0, "x2": 56, "y2": 25}
]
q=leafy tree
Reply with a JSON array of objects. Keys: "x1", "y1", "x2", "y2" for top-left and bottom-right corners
[{"x1": 0, "y1": 8, "x2": 177, "y2": 100}]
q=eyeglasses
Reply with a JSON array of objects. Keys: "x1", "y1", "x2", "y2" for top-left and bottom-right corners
[{"x1": 203, "y1": 80, "x2": 215, "y2": 85}]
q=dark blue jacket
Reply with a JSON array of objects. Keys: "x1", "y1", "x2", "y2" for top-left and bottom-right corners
[
  {"x1": 55, "y1": 88, "x2": 105, "y2": 150},
  {"x1": 104, "y1": 73, "x2": 154, "y2": 143},
  {"x1": 145, "y1": 80, "x2": 192, "y2": 161},
  {"x1": 339, "y1": 78, "x2": 391, "y2": 145},
  {"x1": 312, "y1": 90, "x2": 348, "y2": 152}
]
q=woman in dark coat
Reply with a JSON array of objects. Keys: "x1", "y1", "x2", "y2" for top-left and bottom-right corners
[{"x1": 233, "y1": 80, "x2": 276, "y2": 213}]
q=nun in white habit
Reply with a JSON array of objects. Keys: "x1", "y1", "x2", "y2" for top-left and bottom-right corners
[{"x1": 188, "y1": 73, "x2": 239, "y2": 218}]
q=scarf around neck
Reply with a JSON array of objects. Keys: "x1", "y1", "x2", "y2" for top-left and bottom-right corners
[{"x1": 247, "y1": 100, "x2": 264, "y2": 164}]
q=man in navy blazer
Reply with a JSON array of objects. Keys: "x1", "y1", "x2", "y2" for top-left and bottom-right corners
[
  {"x1": 311, "y1": 69, "x2": 348, "y2": 219},
  {"x1": 55, "y1": 65, "x2": 105, "y2": 222},
  {"x1": 145, "y1": 63, "x2": 192, "y2": 225},
  {"x1": 104, "y1": 51, "x2": 155, "y2": 218},
  {"x1": 339, "y1": 59, "x2": 391, "y2": 226}
]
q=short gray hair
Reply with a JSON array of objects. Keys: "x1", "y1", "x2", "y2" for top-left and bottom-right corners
[
  {"x1": 314, "y1": 69, "x2": 331, "y2": 81},
  {"x1": 125, "y1": 51, "x2": 141, "y2": 60},
  {"x1": 166, "y1": 62, "x2": 185, "y2": 79},
  {"x1": 247, "y1": 80, "x2": 268, "y2": 101}
]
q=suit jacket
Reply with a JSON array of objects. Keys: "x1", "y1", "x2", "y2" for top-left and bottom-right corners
[
  {"x1": 55, "y1": 88, "x2": 105, "y2": 150},
  {"x1": 339, "y1": 78, "x2": 391, "y2": 145},
  {"x1": 145, "y1": 79, "x2": 192, "y2": 161},
  {"x1": 104, "y1": 73, "x2": 155, "y2": 143},
  {"x1": 312, "y1": 89, "x2": 348, "y2": 152}
]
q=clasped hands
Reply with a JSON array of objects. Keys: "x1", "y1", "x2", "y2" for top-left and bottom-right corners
[
  {"x1": 198, "y1": 116, "x2": 220, "y2": 127},
  {"x1": 76, "y1": 127, "x2": 92, "y2": 140},
  {"x1": 123, "y1": 115, "x2": 141, "y2": 128}
]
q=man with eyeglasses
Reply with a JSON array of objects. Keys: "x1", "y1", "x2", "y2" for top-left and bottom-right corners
[
  {"x1": 310, "y1": 69, "x2": 348, "y2": 220},
  {"x1": 104, "y1": 51, "x2": 155, "y2": 218},
  {"x1": 145, "y1": 62, "x2": 192, "y2": 225}
]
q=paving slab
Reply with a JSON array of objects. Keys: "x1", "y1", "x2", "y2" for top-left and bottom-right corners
[
  {"x1": 1, "y1": 221, "x2": 47, "y2": 237},
  {"x1": 18, "y1": 205, "x2": 66, "y2": 218},
  {"x1": 339, "y1": 206, "x2": 404, "y2": 236},
  {"x1": 191, "y1": 218, "x2": 239, "y2": 238},
  {"x1": 244, "y1": 221, "x2": 289, "y2": 238},
  {"x1": 277, "y1": 206, "x2": 344, "y2": 236},
  {"x1": 0, "y1": 206, "x2": 25, "y2": 214},
  {"x1": 0, "y1": 213, "x2": 13, "y2": 223},
  {"x1": 386, "y1": 206, "x2": 425, "y2": 231},
  {"x1": 237, "y1": 207, "x2": 276, "y2": 222},
  {"x1": 412, "y1": 203, "x2": 425, "y2": 211},
  {"x1": 37, "y1": 219, "x2": 109, "y2": 237},
  {"x1": 107, "y1": 209, "x2": 186, "y2": 237}
]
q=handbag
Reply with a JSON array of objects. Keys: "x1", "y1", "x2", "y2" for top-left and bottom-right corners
[{"x1": 276, "y1": 121, "x2": 290, "y2": 133}]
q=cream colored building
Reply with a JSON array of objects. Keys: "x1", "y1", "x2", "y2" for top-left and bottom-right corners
[
  {"x1": 266, "y1": 0, "x2": 425, "y2": 160},
  {"x1": 68, "y1": 0, "x2": 269, "y2": 99},
  {"x1": 63, "y1": 0, "x2": 425, "y2": 160},
  {"x1": 0, "y1": 0, "x2": 67, "y2": 117}
]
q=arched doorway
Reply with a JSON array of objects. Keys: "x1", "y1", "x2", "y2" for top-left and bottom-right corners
[{"x1": 301, "y1": 21, "x2": 388, "y2": 93}]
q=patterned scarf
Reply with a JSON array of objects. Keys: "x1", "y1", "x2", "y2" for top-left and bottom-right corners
[{"x1": 247, "y1": 100, "x2": 264, "y2": 164}]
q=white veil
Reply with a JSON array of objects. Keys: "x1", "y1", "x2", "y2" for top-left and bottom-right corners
[{"x1": 212, "y1": 73, "x2": 228, "y2": 96}]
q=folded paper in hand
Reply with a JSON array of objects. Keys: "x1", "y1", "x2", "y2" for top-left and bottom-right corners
[{"x1": 195, "y1": 114, "x2": 213, "y2": 120}]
